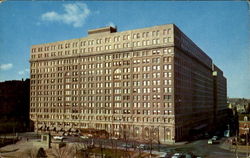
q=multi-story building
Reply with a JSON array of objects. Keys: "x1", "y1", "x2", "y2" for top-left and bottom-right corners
[
  {"x1": 239, "y1": 114, "x2": 250, "y2": 136},
  {"x1": 0, "y1": 79, "x2": 30, "y2": 133},
  {"x1": 29, "y1": 24, "x2": 227, "y2": 143}
]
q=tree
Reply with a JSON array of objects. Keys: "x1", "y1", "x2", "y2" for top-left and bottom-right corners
[
  {"x1": 143, "y1": 127, "x2": 159, "y2": 156},
  {"x1": 71, "y1": 143, "x2": 89, "y2": 158},
  {"x1": 50, "y1": 146, "x2": 74, "y2": 158},
  {"x1": 121, "y1": 127, "x2": 130, "y2": 153},
  {"x1": 21, "y1": 148, "x2": 38, "y2": 158},
  {"x1": 37, "y1": 147, "x2": 47, "y2": 158}
]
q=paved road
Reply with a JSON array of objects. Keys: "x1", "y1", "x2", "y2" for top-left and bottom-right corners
[
  {"x1": 162, "y1": 139, "x2": 247, "y2": 158},
  {"x1": 12, "y1": 133, "x2": 249, "y2": 158},
  {"x1": 63, "y1": 136, "x2": 248, "y2": 158}
]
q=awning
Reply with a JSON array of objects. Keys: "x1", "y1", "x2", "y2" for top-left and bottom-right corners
[
  {"x1": 37, "y1": 125, "x2": 43, "y2": 130},
  {"x1": 71, "y1": 128, "x2": 77, "y2": 132},
  {"x1": 64, "y1": 127, "x2": 71, "y2": 132},
  {"x1": 56, "y1": 127, "x2": 62, "y2": 131},
  {"x1": 42, "y1": 126, "x2": 47, "y2": 131}
]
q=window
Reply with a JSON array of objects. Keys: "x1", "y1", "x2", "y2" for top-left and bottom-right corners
[
  {"x1": 152, "y1": 50, "x2": 160, "y2": 55},
  {"x1": 164, "y1": 87, "x2": 172, "y2": 93},
  {"x1": 152, "y1": 65, "x2": 160, "y2": 71},
  {"x1": 114, "y1": 82, "x2": 121, "y2": 87},
  {"x1": 164, "y1": 80, "x2": 172, "y2": 85},
  {"x1": 163, "y1": 48, "x2": 172, "y2": 54},
  {"x1": 152, "y1": 58, "x2": 160, "y2": 63},
  {"x1": 114, "y1": 68, "x2": 122, "y2": 74},
  {"x1": 152, "y1": 80, "x2": 160, "y2": 85},
  {"x1": 164, "y1": 95, "x2": 172, "y2": 101},
  {"x1": 152, "y1": 39, "x2": 156, "y2": 45},
  {"x1": 164, "y1": 64, "x2": 172, "y2": 70},
  {"x1": 133, "y1": 67, "x2": 141, "y2": 72},
  {"x1": 142, "y1": 66, "x2": 150, "y2": 71},
  {"x1": 152, "y1": 72, "x2": 160, "y2": 78}
]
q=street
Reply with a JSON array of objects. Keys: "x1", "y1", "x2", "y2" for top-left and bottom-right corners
[
  {"x1": 2, "y1": 132, "x2": 248, "y2": 158},
  {"x1": 62, "y1": 135, "x2": 248, "y2": 158}
]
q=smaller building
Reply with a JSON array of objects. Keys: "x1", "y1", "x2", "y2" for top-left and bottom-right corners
[
  {"x1": 239, "y1": 114, "x2": 250, "y2": 136},
  {"x1": 228, "y1": 98, "x2": 250, "y2": 114},
  {"x1": 238, "y1": 114, "x2": 250, "y2": 145}
]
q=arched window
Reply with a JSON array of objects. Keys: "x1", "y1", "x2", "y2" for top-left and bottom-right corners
[
  {"x1": 134, "y1": 127, "x2": 140, "y2": 137},
  {"x1": 144, "y1": 127, "x2": 149, "y2": 138},
  {"x1": 165, "y1": 129, "x2": 171, "y2": 140},
  {"x1": 153, "y1": 128, "x2": 159, "y2": 139},
  {"x1": 114, "y1": 68, "x2": 121, "y2": 74},
  {"x1": 114, "y1": 69, "x2": 122, "y2": 80},
  {"x1": 244, "y1": 116, "x2": 248, "y2": 121}
]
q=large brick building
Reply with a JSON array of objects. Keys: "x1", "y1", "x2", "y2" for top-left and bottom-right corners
[
  {"x1": 239, "y1": 114, "x2": 250, "y2": 135},
  {"x1": 0, "y1": 79, "x2": 30, "y2": 133},
  {"x1": 29, "y1": 24, "x2": 227, "y2": 143}
]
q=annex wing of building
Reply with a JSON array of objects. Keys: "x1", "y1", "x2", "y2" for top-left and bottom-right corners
[{"x1": 30, "y1": 24, "x2": 227, "y2": 143}]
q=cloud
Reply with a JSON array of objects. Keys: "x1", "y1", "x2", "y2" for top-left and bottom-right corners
[
  {"x1": 41, "y1": 3, "x2": 90, "y2": 28},
  {"x1": 0, "y1": 63, "x2": 13, "y2": 71},
  {"x1": 107, "y1": 22, "x2": 116, "y2": 28},
  {"x1": 18, "y1": 68, "x2": 29, "y2": 75},
  {"x1": 18, "y1": 71, "x2": 25, "y2": 75}
]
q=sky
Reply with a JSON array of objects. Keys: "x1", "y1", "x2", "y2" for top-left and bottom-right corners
[{"x1": 0, "y1": 1, "x2": 249, "y2": 98}]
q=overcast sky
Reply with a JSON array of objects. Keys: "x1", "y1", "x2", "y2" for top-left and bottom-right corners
[{"x1": 0, "y1": 1, "x2": 249, "y2": 98}]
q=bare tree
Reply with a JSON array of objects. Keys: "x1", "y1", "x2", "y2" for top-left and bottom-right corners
[
  {"x1": 71, "y1": 143, "x2": 89, "y2": 158},
  {"x1": 50, "y1": 146, "x2": 74, "y2": 158},
  {"x1": 37, "y1": 147, "x2": 47, "y2": 158},
  {"x1": 21, "y1": 148, "x2": 38, "y2": 158},
  {"x1": 122, "y1": 127, "x2": 130, "y2": 151},
  {"x1": 119, "y1": 126, "x2": 134, "y2": 158},
  {"x1": 143, "y1": 127, "x2": 159, "y2": 156},
  {"x1": 109, "y1": 133, "x2": 118, "y2": 157}
]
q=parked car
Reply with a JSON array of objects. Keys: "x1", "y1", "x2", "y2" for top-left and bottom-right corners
[
  {"x1": 80, "y1": 135, "x2": 89, "y2": 139},
  {"x1": 171, "y1": 153, "x2": 185, "y2": 158},
  {"x1": 110, "y1": 136, "x2": 118, "y2": 140},
  {"x1": 137, "y1": 144, "x2": 146, "y2": 150},
  {"x1": 184, "y1": 154, "x2": 192, "y2": 158},
  {"x1": 121, "y1": 143, "x2": 132, "y2": 148},
  {"x1": 53, "y1": 136, "x2": 64, "y2": 140},
  {"x1": 208, "y1": 139, "x2": 213, "y2": 144},
  {"x1": 211, "y1": 136, "x2": 218, "y2": 141}
]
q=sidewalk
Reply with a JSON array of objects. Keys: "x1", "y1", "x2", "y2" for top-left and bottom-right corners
[{"x1": 220, "y1": 138, "x2": 250, "y2": 153}]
